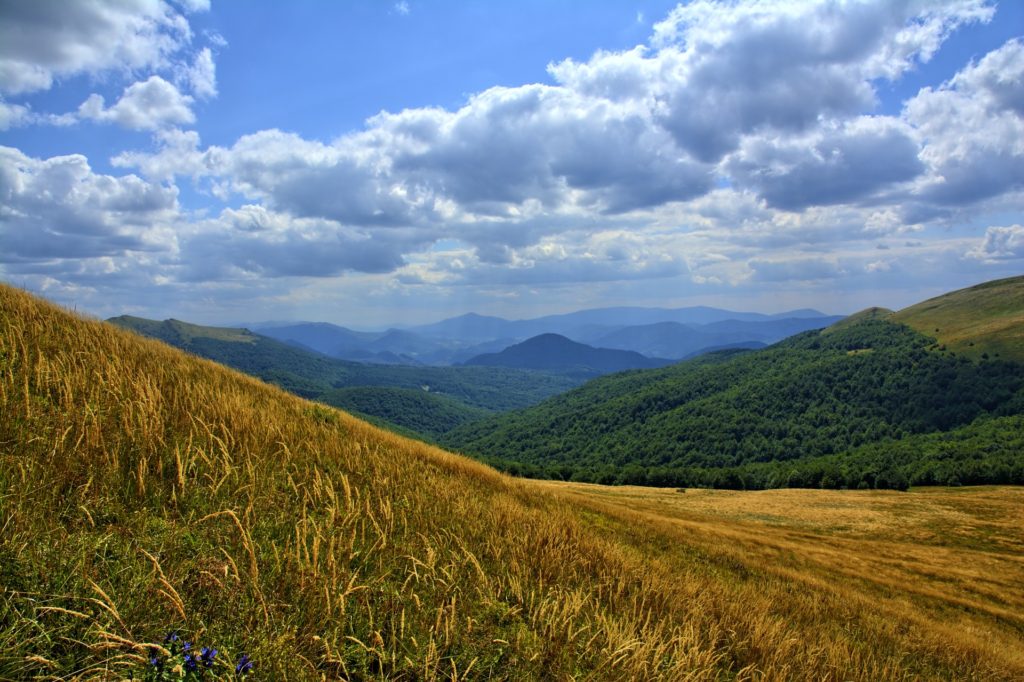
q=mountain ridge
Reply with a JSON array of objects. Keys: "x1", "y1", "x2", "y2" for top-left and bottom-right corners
[{"x1": 246, "y1": 306, "x2": 843, "y2": 364}]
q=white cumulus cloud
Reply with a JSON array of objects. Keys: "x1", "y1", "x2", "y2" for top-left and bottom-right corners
[
  {"x1": 0, "y1": 146, "x2": 179, "y2": 265},
  {"x1": 56, "y1": 0, "x2": 1023, "y2": 302},
  {"x1": 184, "y1": 47, "x2": 217, "y2": 98},
  {"x1": 78, "y1": 76, "x2": 196, "y2": 130},
  {"x1": 0, "y1": 0, "x2": 204, "y2": 95},
  {"x1": 906, "y1": 38, "x2": 1024, "y2": 208},
  {"x1": 968, "y1": 225, "x2": 1024, "y2": 260}
]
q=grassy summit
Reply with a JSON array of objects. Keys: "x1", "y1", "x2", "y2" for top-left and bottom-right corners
[
  {"x1": 892, "y1": 274, "x2": 1024, "y2": 360},
  {"x1": 2, "y1": 283, "x2": 1023, "y2": 679}
]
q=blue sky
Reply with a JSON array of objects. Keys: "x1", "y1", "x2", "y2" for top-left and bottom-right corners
[{"x1": 1, "y1": 0, "x2": 1022, "y2": 328}]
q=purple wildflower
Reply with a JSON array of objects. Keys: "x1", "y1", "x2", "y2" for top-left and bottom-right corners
[{"x1": 235, "y1": 653, "x2": 253, "y2": 675}]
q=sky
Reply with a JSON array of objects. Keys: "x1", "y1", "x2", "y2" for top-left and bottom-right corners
[{"x1": 1, "y1": 0, "x2": 1022, "y2": 329}]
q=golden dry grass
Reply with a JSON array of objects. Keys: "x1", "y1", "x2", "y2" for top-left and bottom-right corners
[
  {"x1": 2, "y1": 282, "x2": 1023, "y2": 680},
  {"x1": 535, "y1": 481, "x2": 1024, "y2": 677}
]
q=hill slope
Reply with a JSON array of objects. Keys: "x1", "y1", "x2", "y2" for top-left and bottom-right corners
[
  {"x1": 3, "y1": 284, "x2": 1023, "y2": 679},
  {"x1": 893, "y1": 275, "x2": 1024, "y2": 361},
  {"x1": 445, "y1": 285, "x2": 1024, "y2": 488},
  {"x1": 464, "y1": 333, "x2": 670, "y2": 376}
]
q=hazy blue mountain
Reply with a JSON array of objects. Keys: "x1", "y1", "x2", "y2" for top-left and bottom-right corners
[
  {"x1": 594, "y1": 322, "x2": 706, "y2": 358},
  {"x1": 772, "y1": 308, "x2": 835, "y2": 319},
  {"x1": 698, "y1": 316, "x2": 845, "y2": 339},
  {"x1": 251, "y1": 307, "x2": 843, "y2": 365},
  {"x1": 444, "y1": 338, "x2": 522, "y2": 365},
  {"x1": 368, "y1": 328, "x2": 448, "y2": 356},
  {"x1": 410, "y1": 306, "x2": 837, "y2": 342},
  {"x1": 257, "y1": 322, "x2": 459, "y2": 364},
  {"x1": 257, "y1": 322, "x2": 377, "y2": 357},
  {"x1": 409, "y1": 312, "x2": 517, "y2": 341},
  {"x1": 594, "y1": 316, "x2": 844, "y2": 359},
  {"x1": 511, "y1": 306, "x2": 834, "y2": 336},
  {"x1": 463, "y1": 333, "x2": 672, "y2": 377}
]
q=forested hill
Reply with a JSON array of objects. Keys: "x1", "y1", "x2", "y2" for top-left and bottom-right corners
[
  {"x1": 443, "y1": 316, "x2": 1024, "y2": 489},
  {"x1": 463, "y1": 333, "x2": 670, "y2": 376}
]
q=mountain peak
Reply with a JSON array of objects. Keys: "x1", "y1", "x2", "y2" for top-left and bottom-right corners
[{"x1": 463, "y1": 333, "x2": 669, "y2": 376}]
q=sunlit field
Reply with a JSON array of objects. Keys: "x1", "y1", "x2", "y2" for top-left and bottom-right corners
[
  {"x1": 536, "y1": 480, "x2": 1024, "y2": 676},
  {"x1": 3, "y1": 284, "x2": 1023, "y2": 680}
]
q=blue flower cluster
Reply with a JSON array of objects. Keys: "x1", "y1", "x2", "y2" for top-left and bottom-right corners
[{"x1": 140, "y1": 631, "x2": 253, "y2": 680}]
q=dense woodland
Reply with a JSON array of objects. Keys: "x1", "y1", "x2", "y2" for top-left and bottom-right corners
[
  {"x1": 445, "y1": 320, "x2": 1024, "y2": 490},
  {"x1": 319, "y1": 386, "x2": 489, "y2": 438}
]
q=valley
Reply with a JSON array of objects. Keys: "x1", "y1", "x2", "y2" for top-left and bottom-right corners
[
  {"x1": 109, "y1": 304, "x2": 841, "y2": 442},
  {"x1": 110, "y1": 277, "x2": 1024, "y2": 491}
]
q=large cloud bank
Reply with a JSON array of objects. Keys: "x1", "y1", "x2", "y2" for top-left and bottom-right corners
[{"x1": 1, "y1": 0, "x2": 1022, "y2": 319}]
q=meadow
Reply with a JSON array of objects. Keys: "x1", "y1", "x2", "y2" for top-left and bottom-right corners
[
  {"x1": 537, "y1": 480, "x2": 1024, "y2": 676},
  {"x1": 2, "y1": 283, "x2": 1023, "y2": 680}
]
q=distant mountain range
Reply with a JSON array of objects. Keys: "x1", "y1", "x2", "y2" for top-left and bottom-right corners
[{"x1": 251, "y1": 306, "x2": 843, "y2": 365}]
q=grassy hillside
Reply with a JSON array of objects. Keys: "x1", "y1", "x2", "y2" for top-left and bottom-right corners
[
  {"x1": 3, "y1": 284, "x2": 1024, "y2": 678},
  {"x1": 108, "y1": 316, "x2": 260, "y2": 345},
  {"x1": 109, "y1": 315, "x2": 580, "y2": 414},
  {"x1": 893, "y1": 275, "x2": 1024, "y2": 361},
  {"x1": 445, "y1": 317, "x2": 1024, "y2": 488}
]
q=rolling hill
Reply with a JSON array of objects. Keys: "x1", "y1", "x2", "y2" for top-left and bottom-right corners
[
  {"x1": 5, "y1": 283, "x2": 1023, "y2": 679},
  {"x1": 107, "y1": 315, "x2": 261, "y2": 345},
  {"x1": 463, "y1": 333, "x2": 671, "y2": 377},
  {"x1": 445, "y1": 278, "x2": 1024, "y2": 489}
]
